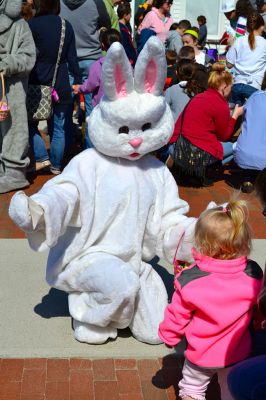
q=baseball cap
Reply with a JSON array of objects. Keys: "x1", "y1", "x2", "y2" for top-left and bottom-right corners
[{"x1": 221, "y1": 0, "x2": 236, "y2": 13}]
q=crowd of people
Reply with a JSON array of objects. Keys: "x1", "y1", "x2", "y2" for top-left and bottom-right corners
[
  {"x1": 1, "y1": 0, "x2": 266, "y2": 399},
  {"x1": 0, "y1": 0, "x2": 265, "y2": 194}
]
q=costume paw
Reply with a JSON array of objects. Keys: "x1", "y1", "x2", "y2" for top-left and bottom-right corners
[
  {"x1": 9, "y1": 191, "x2": 33, "y2": 231},
  {"x1": 73, "y1": 319, "x2": 118, "y2": 344}
]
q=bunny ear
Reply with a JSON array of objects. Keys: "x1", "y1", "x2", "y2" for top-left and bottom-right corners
[
  {"x1": 102, "y1": 42, "x2": 134, "y2": 101},
  {"x1": 134, "y1": 36, "x2": 167, "y2": 96}
]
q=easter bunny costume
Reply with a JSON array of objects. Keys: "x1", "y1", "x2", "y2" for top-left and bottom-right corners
[{"x1": 9, "y1": 38, "x2": 196, "y2": 344}]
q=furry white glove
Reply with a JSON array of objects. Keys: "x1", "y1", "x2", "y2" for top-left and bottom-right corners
[{"x1": 9, "y1": 191, "x2": 44, "y2": 233}]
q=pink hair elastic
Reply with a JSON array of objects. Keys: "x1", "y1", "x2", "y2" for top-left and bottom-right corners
[{"x1": 223, "y1": 207, "x2": 228, "y2": 213}]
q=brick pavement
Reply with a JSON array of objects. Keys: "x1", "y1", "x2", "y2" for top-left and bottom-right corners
[
  {"x1": 0, "y1": 357, "x2": 221, "y2": 400},
  {"x1": 0, "y1": 167, "x2": 264, "y2": 400}
]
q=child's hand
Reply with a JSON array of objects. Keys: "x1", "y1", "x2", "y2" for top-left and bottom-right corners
[{"x1": 72, "y1": 85, "x2": 80, "y2": 95}]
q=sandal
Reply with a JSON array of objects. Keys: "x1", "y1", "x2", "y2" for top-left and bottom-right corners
[
  {"x1": 50, "y1": 166, "x2": 61, "y2": 175},
  {"x1": 35, "y1": 160, "x2": 51, "y2": 171}
]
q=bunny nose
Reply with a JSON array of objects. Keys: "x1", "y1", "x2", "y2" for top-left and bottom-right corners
[{"x1": 129, "y1": 137, "x2": 143, "y2": 148}]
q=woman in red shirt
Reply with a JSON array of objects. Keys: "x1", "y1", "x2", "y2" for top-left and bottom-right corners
[{"x1": 170, "y1": 63, "x2": 243, "y2": 184}]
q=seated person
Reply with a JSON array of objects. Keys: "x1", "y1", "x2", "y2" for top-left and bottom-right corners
[
  {"x1": 166, "y1": 20, "x2": 191, "y2": 54},
  {"x1": 164, "y1": 49, "x2": 177, "y2": 90},
  {"x1": 170, "y1": 63, "x2": 243, "y2": 185},
  {"x1": 182, "y1": 29, "x2": 212, "y2": 66},
  {"x1": 234, "y1": 72, "x2": 266, "y2": 171},
  {"x1": 165, "y1": 59, "x2": 208, "y2": 122}
]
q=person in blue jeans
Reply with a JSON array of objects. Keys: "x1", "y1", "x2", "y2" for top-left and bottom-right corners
[
  {"x1": 28, "y1": 0, "x2": 81, "y2": 174},
  {"x1": 226, "y1": 12, "x2": 266, "y2": 105},
  {"x1": 60, "y1": 0, "x2": 111, "y2": 149},
  {"x1": 29, "y1": 104, "x2": 74, "y2": 174}
]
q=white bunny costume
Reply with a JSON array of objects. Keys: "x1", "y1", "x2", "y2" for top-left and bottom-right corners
[{"x1": 9, "y1": 38, "x2": 196, "y2": 345}]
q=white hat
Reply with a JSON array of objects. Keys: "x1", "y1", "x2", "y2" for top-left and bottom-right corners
[{"x1": 221, "y1": 0, "x2": 236, "y2": 12}]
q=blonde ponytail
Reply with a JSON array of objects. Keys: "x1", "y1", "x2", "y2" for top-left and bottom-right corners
[{"x1": 195, "y1": 200, "x2": 252, "y2": 260}]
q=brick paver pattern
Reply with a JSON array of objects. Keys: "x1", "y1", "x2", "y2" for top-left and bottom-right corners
[{"x1": 0, "y1": 357, "x2": 221, "y2": 400}]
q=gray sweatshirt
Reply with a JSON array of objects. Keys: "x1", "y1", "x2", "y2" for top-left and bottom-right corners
[
  {"x1": 166, "y1": 31, "x2": 183, "y2": 54},
  {"x1": 165, "y1": 82, "x2": 190, "y2": 122},
  {"x1": 60, "y1": 0, "x2": 111, "y2": 60}
]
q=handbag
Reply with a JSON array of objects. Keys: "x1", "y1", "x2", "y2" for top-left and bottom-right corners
[
  {"x1": 26, "y1": 18, "x2": 66, "y2": 121},
  {"x1": 173, "y1": 231, "x2": 190, "y2": 290},
  {"x1": 173, "y1": 99, "x2": 218, "y2": 177},
  {"x1": 0, "y1": 72, "x2": 10, "y2": 122}
]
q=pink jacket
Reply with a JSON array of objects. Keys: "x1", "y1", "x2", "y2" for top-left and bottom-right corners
[
  {"x1": 159, "y1": 249, "x2": 263, "y2": 368},
  {"x1": 137, "y1": 8, "x2": 173, "y2": 43}
]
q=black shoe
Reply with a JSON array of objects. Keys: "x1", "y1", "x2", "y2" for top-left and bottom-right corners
[{"x1": 241, "y1": 181, "x2": 254, "y2": 193}]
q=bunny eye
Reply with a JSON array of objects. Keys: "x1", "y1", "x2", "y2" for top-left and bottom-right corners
[
  {"x1": 142, "y1": 123, "x2": 152, "y2": 131},
  {"x1": 118, "y1": 126, "x2": 129, "y2": 134}
]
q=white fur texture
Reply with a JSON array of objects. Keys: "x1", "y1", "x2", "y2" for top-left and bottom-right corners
[
  {"x1": 88, "y1": 37, "x2": 174, "y2": 160},
  {"x1": 9, "y1": 37, "x2": 197, "y2": 345}
]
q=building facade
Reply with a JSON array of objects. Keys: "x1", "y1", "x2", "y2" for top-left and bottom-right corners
[{"x1": 133, "y1": 0, "x2": 227, "y2": 39}]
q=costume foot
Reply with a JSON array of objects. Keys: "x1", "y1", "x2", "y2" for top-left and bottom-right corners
[{"x1": 73, "y1": 320, "x2": 118, "y2": 344}]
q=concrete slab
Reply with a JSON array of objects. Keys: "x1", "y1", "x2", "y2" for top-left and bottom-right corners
[{"x1": 0, "y1": 239, "x2": 265, "y2": 359}]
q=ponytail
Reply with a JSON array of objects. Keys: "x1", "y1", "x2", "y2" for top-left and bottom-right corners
[
  {"x1": 226, "y1": 201, "x2": 251, "y2": 250},
  {"x1": 195, "y1": 199, "x2": 252, "y2": 260},
  {"x1": 247, "y1": 12, "x2": 265, "y2": 50},
  {"x1": 248, "y1": 31, "x2": 255, "y2": 51}
]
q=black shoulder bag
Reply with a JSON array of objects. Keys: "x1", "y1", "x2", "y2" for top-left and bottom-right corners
[{"x1": 173, "y1": 99, "x2": 218, "y2": 177}]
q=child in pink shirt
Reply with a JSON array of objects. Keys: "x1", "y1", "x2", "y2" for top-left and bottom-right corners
[{"x1": 159, "y1": 200, "x2": 263, "y2": 400}]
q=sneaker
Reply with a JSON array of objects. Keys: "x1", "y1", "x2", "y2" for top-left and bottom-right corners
[
  {"x1": 50, "y1": 166, "x2": 61, "y2": 175},
  {"x1": 35, "y1": 160, "x2": 51, "y2": 171},
  {"x1": 241, "y1": 181, "x2": 254, "y2": 193}
]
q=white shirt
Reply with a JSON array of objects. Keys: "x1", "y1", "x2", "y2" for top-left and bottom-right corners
[
  {"x1": 226, "y1": 35, "x2": 266, "y2": 89},
  {"x1": 195, "y1": 51, "x2": 206, "y2": 66}
]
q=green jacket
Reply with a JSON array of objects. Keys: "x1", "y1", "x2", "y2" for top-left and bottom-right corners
[{"x1": 103, "y1": 0, "x2": 120, "y2": 31}]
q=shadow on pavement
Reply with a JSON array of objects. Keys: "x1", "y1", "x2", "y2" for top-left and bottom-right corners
[{"x1": 34, "y1": 288, "x2": 70, "y2": 318}]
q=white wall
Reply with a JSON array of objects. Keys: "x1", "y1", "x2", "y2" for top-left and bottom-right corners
[{"x1": 171, "y1": 0, "x2": 227, "y2": 39}]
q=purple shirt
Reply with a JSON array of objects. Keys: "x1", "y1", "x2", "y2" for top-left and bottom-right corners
[{"x1": 78, "y1": 56, "x2": 105, "y2": 107}]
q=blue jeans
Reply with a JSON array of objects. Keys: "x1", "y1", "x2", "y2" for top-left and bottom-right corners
[
  {"x1": 221, "y1": 141, "x2": 233, "y2": 165},
  {"x1": 228, "y1": 356, "x2": 266, "y2": 399},
  {"x1": 231, "y1": 83, "x2": 257, "y2": 106},
  {"x1": 29, "y1": 103, "x2": 73, "y2": 170},
  {"x1": 69, "y1": 59, "x2": 95, "y2": 149},
  {"x1": 205, "y1": 142, "x2": 233, "y2": 166}
]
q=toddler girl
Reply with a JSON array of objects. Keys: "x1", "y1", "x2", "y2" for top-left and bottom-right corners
[{"x1": 159, "y1": 200, "x2": 263, "y2": 400}]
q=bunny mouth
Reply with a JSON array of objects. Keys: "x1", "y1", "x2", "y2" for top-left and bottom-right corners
[{"x1": 129, "y1": 152, "x2": 140, "y2": 158}]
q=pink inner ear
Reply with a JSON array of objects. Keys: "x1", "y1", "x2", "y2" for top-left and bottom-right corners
[
  {"x1": 114, "y1": 64, "x2": 127, "y2": 98},
  {"x1": 144, "y1": 59, "x2": 157, "y2": 94}
]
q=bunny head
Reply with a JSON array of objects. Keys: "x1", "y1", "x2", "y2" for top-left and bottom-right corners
[{"x1": 88, "y1": 37, "x2": 174, "y2": 160}]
